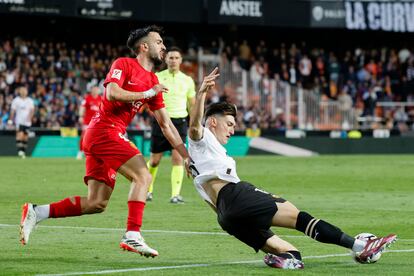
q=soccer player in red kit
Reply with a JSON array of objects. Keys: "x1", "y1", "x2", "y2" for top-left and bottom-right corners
[
  {"x1": 20, "y1": 25, "x2": 191, "y2": 257},
  {"x1": 77, "y1": 86, "x2": 102, "y2": 160}
]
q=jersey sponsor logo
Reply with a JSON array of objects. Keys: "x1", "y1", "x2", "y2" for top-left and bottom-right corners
[
  {"x1": 118, "y1": 132, "x2": 130, "y2": 142},
  {"x1": 111, "y1": 69, "x2": 122, "y2": 80},
  {"x1": 131, "y1": 100, "x2": 143, "y2": 112}
]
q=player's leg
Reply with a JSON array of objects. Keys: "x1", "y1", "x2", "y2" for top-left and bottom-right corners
[
  {"x1": 262, "y1": 234, "x2": 298, "y2": 253},
  {"x1": 169, "y1": 119, "x2": 187, "y2": 203},
  {"x1": 117, "y1": 154, "x2": 159, "y2": 257},
  {"x1": 170, "y1": 149, "x2": 184, "y2": 203},
  {"x1": 256, "y1": 200, "x2": 303, "y2": 269},
  {"x1": 271, "y1": 200, "x2": 359, "y2": 250},
  {"x1": 270, "y1": 200, "x2": 396, "y2": 261},
  {"x1": 20, "y1": 179, "x2": 112, "y2": 245},
  {"x1": 20, "y1": 128, "x2": 29, "y2": 158},
  {"x1": 216, "y1": 181, "x2": 303, "y2": 269},
  {"x1": 147, "y1": 152, "x2": 163, "y2": 200},
  {"x1": 16, "y1": 128, "x2": 25, "y2": 158},
  {"x1": 81, "y1": 179, "x2": 113, "y2": 213},
  {"x1": 147, "y1": 118, "x2": 167, "y2": 201},
  {"x1": 77, "y1": 128, "x2": 86, "y2": 160},
  {"x1": 261, "y1": 234, "x2": 304, "y2": 269}
]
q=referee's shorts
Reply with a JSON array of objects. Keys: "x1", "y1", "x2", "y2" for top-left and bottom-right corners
[
  {"x1": 150, "y1": 117, "x2": 187, "y2": 153},
  {"x1": 216, "y1": 181, "x2": 286, "y2": 252}
]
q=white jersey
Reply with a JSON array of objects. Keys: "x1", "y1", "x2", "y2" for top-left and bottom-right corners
[
  {"x1": 188, "y1": 127, "x2": 240, "y2": 205},
  {"x1": 11, "y1": 96, "x2": 34, "y2": 127}
]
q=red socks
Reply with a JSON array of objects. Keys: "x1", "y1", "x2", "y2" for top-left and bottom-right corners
[
  {"x1": 127, "y1": 201, "x2": 145, "y2": 232},
  {"x1": 48, "y1": 197, "x2": 145, "y2": 232},
  {"x1": 49, "y1": 196, "x2": 82, "y2": 218}
]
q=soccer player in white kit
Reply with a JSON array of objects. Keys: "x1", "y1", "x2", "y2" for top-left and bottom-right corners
[
  {"x1": 9, "y1": 86, "x2": 34, "y2": 158},
  {"x1": 188, "y1": 68, "x2": 397, "y2": 270}
]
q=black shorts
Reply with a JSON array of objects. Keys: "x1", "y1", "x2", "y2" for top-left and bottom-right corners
[
  {"x1": 216, "y1": 181, "x2": 286, "y2": 252},
  {"x1": 150, "y1": 117, "x2": 187, "y2": 153},
  {"x1": 18, "y1": 125, "x2": 30, "y2": 134}
]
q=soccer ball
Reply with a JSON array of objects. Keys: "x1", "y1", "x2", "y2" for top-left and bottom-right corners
[{"x1": 351, "y1": 233, "x2": 382, "y2": 264}]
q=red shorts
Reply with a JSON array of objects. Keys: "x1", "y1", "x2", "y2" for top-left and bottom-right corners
[
  {"x1": 82, "y1": 127, "x2": 140, "y2": 189},
  {"x1": 79, "y1": 124, "x2": 88, "y2": 151}
]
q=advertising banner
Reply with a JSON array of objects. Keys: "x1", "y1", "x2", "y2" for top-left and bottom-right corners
[
  {"x1": 0, "y1": 0, "x2": 203, "y2": 22},
  {"x1": 0, "y1": 0, "x2": 74, "y2": 16},
  {"x1": 345, "y1": 1, "x2": 414, "y2": 32},
  {"x1": 208, "y1": 0, "x2": 309, "y2": 27},
  {"x1": 310, "y1": 1, "x2": 346, "y2": 28},
  {"x1": 2, "y1": 0, "x2": 414, "y2": 32}
]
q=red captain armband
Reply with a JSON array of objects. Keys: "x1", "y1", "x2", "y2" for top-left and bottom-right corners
[{"x1": 175, "y1": 143, "x2": 189, "y2": 159}]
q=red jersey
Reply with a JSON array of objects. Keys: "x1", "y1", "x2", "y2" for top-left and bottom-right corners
[
  {"x1": 81, "y1": 94, "x2": 102, "y2": 125},
  {"x1": 88, "y1": 57, "x2": 165, "y2": 133}
]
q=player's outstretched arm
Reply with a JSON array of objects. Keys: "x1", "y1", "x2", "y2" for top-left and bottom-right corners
[
  {"x1": 189, "y1": 67, "x2": 220, "y2": 141},
  {"x1": 153, "y1": 108, "x2": 192, "y2": 176},
  {"x1": 106, "y1": 83, "x2": 168, "y2": 102}
]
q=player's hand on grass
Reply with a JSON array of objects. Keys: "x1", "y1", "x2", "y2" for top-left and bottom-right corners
[{"x1": 199, "y1": 67, "x2": 220, "y2": 94}]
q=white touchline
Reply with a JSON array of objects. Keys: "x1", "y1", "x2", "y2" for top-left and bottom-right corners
[
  {"x1": 34, "y1": 249, "x2": 414, "y2": 276},
  {"x1": 1, "y1": 224, "x2": 414, "y2": 241}
]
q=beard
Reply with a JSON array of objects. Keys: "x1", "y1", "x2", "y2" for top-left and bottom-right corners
[{"x1": 150, "y1": 51, "x2": 164, "y2": 66}]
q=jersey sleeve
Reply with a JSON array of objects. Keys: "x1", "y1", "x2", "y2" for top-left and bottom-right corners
[
  {"x1": 147, "y1": 93, "x2": 165, "y2": 111},
  {"x1": 103, "y1": 58, "x2": 128, "y2": 88},
  {"x1": 187, "y1": 76, "x2": 196, "y2": 99}
]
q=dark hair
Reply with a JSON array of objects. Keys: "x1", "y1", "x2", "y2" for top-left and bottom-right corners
[
  {"x1": 205, "y1": 102, "x2": 237, "y2": 119},
  {"x1": 167, "y1": 46, "x2": 182, "y2": 55},
  {"x1": 126, "y1": 25, "x2": 163, "y2": 54},
  {"x1": 15, "y1": 84, "x2": 27, "y2": 89}
]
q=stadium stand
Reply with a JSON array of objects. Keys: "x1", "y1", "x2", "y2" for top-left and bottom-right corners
[{"x1": 1, "y1": 5, "x2": 414, "y2": 133}]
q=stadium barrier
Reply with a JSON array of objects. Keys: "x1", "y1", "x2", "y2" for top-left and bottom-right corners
[
  {"x1": 1, "y1": 129, "x2": 414, "y2": 157},
  {"x1": 0, "y1": 130, "x2": 250, "y2": 157}
]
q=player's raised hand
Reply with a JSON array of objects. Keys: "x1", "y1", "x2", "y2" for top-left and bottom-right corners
[{"x1": 199, "y1": 67, "x2": 220, "y2": 94}]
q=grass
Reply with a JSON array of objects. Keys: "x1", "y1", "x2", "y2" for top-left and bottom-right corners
[{"x1": 1, "y1": 155, "x2": 413, "y2": 275}]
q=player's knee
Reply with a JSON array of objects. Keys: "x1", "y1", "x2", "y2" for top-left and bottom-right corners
[
  {"x1": 144, "y1": 172, "x2": 152, "y2": 186},
  {"x1": 171, "y1": 155, "x2": 182, "y2": 164},
  {"x1": 131, "y1": 172, "x2": 152, "y2": 187}
]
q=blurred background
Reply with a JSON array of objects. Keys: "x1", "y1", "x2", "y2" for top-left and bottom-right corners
[{"x1": 1, "y1": 0, "x2": 414, "y2": 157}]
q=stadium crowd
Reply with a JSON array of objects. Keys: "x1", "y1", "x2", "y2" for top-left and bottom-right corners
[
  {"x1": 207, "y1": 37, "x2": 414, "y2": 131},
  {"x1": 1, "y1": 36, "x2": 414, "y2": 131}
]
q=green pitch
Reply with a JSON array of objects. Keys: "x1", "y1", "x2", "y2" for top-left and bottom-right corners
[{"x1": 1, "y1": 155, "x2": 413, "y2": 275}]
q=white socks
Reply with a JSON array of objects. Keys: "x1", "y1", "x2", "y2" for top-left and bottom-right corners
[
  {"x1": 34, "y1": 205, "x2": 50, "y2": 223},
  {"x1": 125, "y1": 231, "x2": 141, "y2": 240}
]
